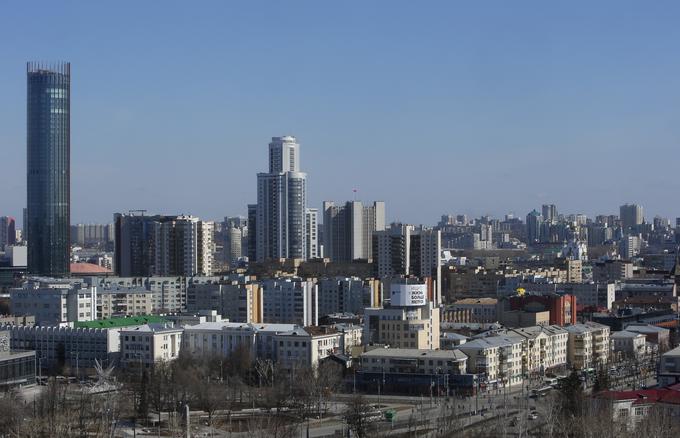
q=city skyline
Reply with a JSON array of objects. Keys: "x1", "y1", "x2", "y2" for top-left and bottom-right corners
[{"x1": 3, "y1": 2, "x2": 680, "y2": 225}]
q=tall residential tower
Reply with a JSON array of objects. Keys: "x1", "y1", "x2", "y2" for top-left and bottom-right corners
[
  {"x1": 26, "y1": 62, "x2": 71, "y2": 276},
  {"x1": 255, "y1": 136, "x2": 308, "y2": 261}
]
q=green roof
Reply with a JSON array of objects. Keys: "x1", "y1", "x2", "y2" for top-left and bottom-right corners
[{"x1": 74, "y1": 315, "x2": 168, "y2": 329}]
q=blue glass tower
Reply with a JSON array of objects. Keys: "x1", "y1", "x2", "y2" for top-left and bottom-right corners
[{"x1": 26, "y1": 62, "x2": 71, "y2": 276}]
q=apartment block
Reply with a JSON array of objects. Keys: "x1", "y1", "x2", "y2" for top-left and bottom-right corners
[
  {"x1": 564, "y1": 322, "x2": 610, "y2": 369},
  {"x1": 10, "y1": 278, "x2": 96, "y2": 325},
  {"x1": 457, "y1": 335, "x2": 524, "y2": 386},
  {"x1": 261, "y1": 278, "x2": 318, "y2": 326}
]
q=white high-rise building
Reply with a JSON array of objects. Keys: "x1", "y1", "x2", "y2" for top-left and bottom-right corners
[
  {"x1": 322, "y1": 201, "x2": 386, "y2": 262},
  {"x1": 256, "y1": 136, "x2": 308, "y2": 261}
]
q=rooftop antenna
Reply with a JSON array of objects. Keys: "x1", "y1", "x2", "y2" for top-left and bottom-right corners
[{"x1": 352, "y1": 188, "x2": 358, "y2": 202}]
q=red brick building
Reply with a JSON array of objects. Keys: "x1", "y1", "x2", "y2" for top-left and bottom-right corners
[{"x1": 508, "y1": 294, "x2": 577, "y2": 326}]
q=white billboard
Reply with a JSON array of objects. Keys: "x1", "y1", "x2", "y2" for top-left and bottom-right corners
[{"x1": 390, "y1": 283, "x2": 427, "y2": 307}]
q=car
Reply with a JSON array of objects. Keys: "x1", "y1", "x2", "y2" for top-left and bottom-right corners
[{"x1": 528, "y1": 413, "x2": 538, "y2": 420}]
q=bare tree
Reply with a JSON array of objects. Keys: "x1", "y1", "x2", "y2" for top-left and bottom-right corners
[{"x1": 343, "y1": 394, "x2": 373, "y2": 438}]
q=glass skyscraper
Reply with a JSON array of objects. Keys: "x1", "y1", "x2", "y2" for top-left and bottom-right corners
[{"x1": 26, "y1": 62, "x2": 71, "y2": 276}]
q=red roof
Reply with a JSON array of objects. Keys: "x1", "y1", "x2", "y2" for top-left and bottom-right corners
[
  {"x1": 70, "y1": 263, "x2": 112, "y2": 274},
  {"x1": 597, "y1": 388, "x2": 680, "y2": 405}
]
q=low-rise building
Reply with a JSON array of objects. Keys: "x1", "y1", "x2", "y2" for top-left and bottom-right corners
[
  {"x1": 564, "y1": 322, "x2": 610, "y2": 369},
  {"x1": 507, "y1": 325, "x2": 568, "y2": 375},
  {"x1": 120, "y1": 323, "x2": 183, "y2": 368},
  {"x1": 457, "y1": 335, "x2": 524, "y2": 386},
  {"x1": 623, "y1": 324, "x2": 671, "y2": 351},
  {"x1": 0, "y1": 315, "x2": 35, "y2": 326},
  {"x1": 334, "y1": 323, "x2": 363, "y2": 355},
  {"x1": 611, "y1": 330, "x2": 647, "y2": 358},
  {"x1": 0, "y1": 330, "x2": 36, "y2": 387},
  {"x1": 6, "y1": 324, "x2": 121, "y2": 370},
  {"x1": 658, "y1": 346, "x2": 680, "y2": 387},
  {"x1": 440, "y1": 332, "x2": 468, "y2": 350},
  {"x1": 360, "y1": 348, "x2": 467, "y2": 375},
  {"x1": 595, "y1": 388, "x2": 680, "y2": 431},
  {"x1": 444, "y1": 298, "x2": 498, "y2": 323},
  {"x1": 276, "y1": 326, "x2": 342, "y2": 369}
]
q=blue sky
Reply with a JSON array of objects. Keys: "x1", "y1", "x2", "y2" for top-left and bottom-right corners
[{"x1": 2, "y1": 1, "x2": 680, "y2": 225}]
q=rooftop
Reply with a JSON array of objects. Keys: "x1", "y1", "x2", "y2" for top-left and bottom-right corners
[
  {"x1": 70, "y1": 263, "x2": 112, "y2": 274},
  {"x1": 451, "y1": 298, "x2": 498, "y2": 305},
  {"x1": 121, "y1": 323, "x2": 181, "y2": 333},
  {"x1": 361, "y1": 348, "x2": 467, "y2": 361},
  {"x1": 76, "y1": 315, "x2": 168, "y2": 329},
  {"x1": 611, "y1": 330, "x2": 645, "y2": 339}
]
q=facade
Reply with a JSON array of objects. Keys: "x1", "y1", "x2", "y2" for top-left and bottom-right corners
[
  {"x1": 541, "y1": 204, "x2": 558, "y2": 224},
  {"x1": 372, "y1": 225, "x2": 442, "y2": 303},
  {"x1": 305, "y1": 208, "x2": 319, "y2": 259},
  {"x1": 526, "y1": 210, "x2": 543, "y2": 243},
  {"x1": 507, "y1": 325, "x2": 568, "y2": 374},
  {"x1": 113, "y1": 212, "x2": 160, "y2": 276},
  {"x1": 114, "y1": 213, "x2": 214, "y2": 277},
  {"x1": 0, "y1": 330, "x2": 36, "y2": 387},
  {"x1": 620, "y1": 203, "x2": 644, "y2": 231},
  {"x1": 27, "y1": 62, "x2": 71, "y2": 277},
  {"x1": 658, "y1": 346, "x2": 680, "y2": 386},
  {"x1": 317, "y1": 277, "x2": 373, "y2": 317},
  {"x1": 592, "y1": 260, "x2": 634, "y2": 283},
  {"x1": 6, "y1": 325, "x2": 120, "y2": 370},
  {"x1": 611, "y1": 330, "x2": 647, "y2": 358},
  {"x1": 360, "y1": 348, "x2": 468, "y2": 375},
  {"x1": 261, "y1": 278, "x2": 318, "y2": 326},
  {"x1": 97, "y1": 288, "x2": 154, "y2": 319},
  {"x1": 564, "y1": 321, "x2": 610, "y2": 369},
  {"x1": 457, "y1": 335, "x2": 524, "y2": 386},
  {"x1": 322, "y1": 200, "x2": 386, "y2": 263},
  {"x1": 85, "y1": 275, "x2": 219, "y2": 314},
  {"x1": 563, "y1": 282, "x2": 616, "y2": 310},
  {"x1": 223, "y1": 217, "x2": 248, "y2": 266},
  {"x1": 120, "y1": 323, "x2": 183, "y2": 368},
  {"x1": 276, "y1": 326, "x2": 342, "y2": 369},
  {"x1": 445, "y1": 298, "x2": 498, "y2": 323},
  {"x1": 596, "y1": 388, "x2": 680, "y2": 431},
  {"x1": 186, "y1": 281, "x2": 263, "y2": 323},
  {"x1": 363, "y1": 280, "x2": 440, "y2": 350},
  {"x1": 0, "y1": 216, "x2": 17, "y2": 249},
  {"x1": 182, "y1": 321, "x2": 297, "y2": 362},
  {"x1": 10, "y1": 278, "x2": 96, "y2": 325},
  {"x1": 506, "y1": 294, "x2": 577, "y2": 326},
  {"x1": 255, "y1": 136, "x2": 307, "y2": 261},
  {"x1": 153, "y1": 215, "x2": 214, "y2": 276},
  {"x1": 70, "y1": 223, "x2": 114, "y2": 247},
  {"x1": 623, "y1": 324, "x2": 671, "y2": 350}
]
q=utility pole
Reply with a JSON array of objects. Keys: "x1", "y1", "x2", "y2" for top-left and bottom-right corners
[{"x1": 185, "y1": 404, "x2": 190, "y2": 438}]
